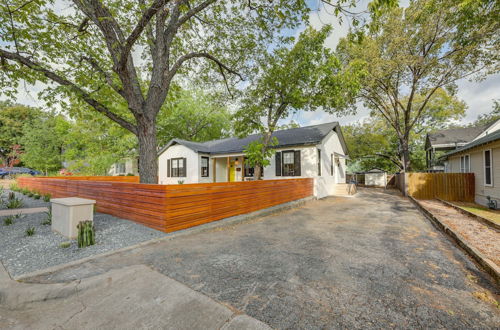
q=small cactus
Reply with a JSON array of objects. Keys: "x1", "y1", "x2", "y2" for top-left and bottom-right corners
[{"x1": 77, "y1": 221, "x2": 95, "y2": 248}]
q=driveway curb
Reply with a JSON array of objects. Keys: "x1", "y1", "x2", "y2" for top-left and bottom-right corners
[
  {"x1": 409, "y1": 196, "x2": 500, "y2": 286},
  {"x1": 14, "y1": 196, "x2": 313, "y2": 281},
  {"x1": 436, "y1": 198, "x2": 500, "y2": 231}
]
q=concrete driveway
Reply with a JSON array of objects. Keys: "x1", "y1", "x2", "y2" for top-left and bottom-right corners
[{"x1": 9, "y1": 188, "x2": 500, "y2": 328}]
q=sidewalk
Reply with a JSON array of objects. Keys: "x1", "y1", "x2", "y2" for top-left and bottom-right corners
[{"x1": 0, "y1": 262, "x2": 270, "y2": 330}]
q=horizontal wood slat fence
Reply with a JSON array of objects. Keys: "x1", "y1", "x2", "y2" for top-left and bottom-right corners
[
  {"x1": 395, "y1": 173, "x2": 474, "y2": 201},
  {"x1": 17, "y1": 176, "x2": 313, "y2": 232}
]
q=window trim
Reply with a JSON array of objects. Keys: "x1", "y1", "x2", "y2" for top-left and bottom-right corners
[
  {"x1": 201, "y1": 156, "x2": 209, "y2": 177},
  {"x1": 484, "y1": 149, "x2": 493, "y2": 187},
  {"x1": 282, "y1": 150, "x2": 296, "y2": 177},
  {"x1": 460, "y1": 154, "x2": 470, "y2": 173},
  {"x1": 170, "y1": 157, "x2": 186, "y2": 178}
]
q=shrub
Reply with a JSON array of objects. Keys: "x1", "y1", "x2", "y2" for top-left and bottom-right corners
[
  {"x1": 43, "y1": 194, "x2": 51, "y2": 202},
  {"x1": 34, "y1": 194, "x2": 41, "y2": 199},
  {"x1": 6, "y1": 198, "x2": 23, "y2": 209},
  {"x1": 59, "y1": 242, "x2": 71, "y2": 248},
  {"x1": 42, "y1": 206, "x2": 52, "y2": 225},
  {"x1": 77, "y1": 221, "x2": 95, "y2": 248},
  {"x1": 3, "y1": 216, "x2": 14, "y2": 226},
  {"x1": 25, "y1": 226, "x2": 36, "y2": 236},
  {"x1": 9, "y1": 183, "x2": 19, "y2": 192},
  {"x1": 21, "y1": 188, "x2": 29, "y2": 195},
  {"x1": 27, "y1": 192, "x2": 34, "y2": 197},
  {"x1": 13, "y1": 212, "x2": 24, "y2": 220}
]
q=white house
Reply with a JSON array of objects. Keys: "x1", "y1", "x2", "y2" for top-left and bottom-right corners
[
  {"x1": 108, "y1": 157, "x2": 139, "y2": 176},
  {"x1": 157, "y1": 122, "x2": 349, "y2": 198},
  {"x1": 443, "y1": 119, "x2": 500, "y2": 207}
]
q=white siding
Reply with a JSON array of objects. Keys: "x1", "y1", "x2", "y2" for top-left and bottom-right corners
[
  {"x1": 446, "y1": 140, "x2": 500, "y2": 207},
  {"x1": 158, "y1": 144, "x2": 200, "y2": 184}
]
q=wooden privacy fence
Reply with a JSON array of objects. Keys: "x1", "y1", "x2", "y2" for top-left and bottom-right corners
[
  {"x1": 17, "y1": 177, "x2": 313, "y2": 232},
  {"x1": 397, "y1": 173, "x2": 474, "y2": 201}
]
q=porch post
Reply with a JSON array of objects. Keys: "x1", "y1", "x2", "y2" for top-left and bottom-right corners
[
  {"x1": 227, "y1": 157, "x2": 230, "y2": 182},
  {"x1": 213, "y1": 158, "x2": 216, "y2": 183},
  {"x1": 241, "y1": 156, "x2": 245, "y2": 181}
]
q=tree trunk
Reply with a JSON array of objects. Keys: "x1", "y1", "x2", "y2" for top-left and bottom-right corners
[
  {"x1": 137, "y1": 117, "x2": 158, "y2": 184},
  {"x1": 254, "y1": 131, "x2": 272, "y2": 180},
  {"x1": 399, "y1": 138, "x2": 411, "y2": 172}
]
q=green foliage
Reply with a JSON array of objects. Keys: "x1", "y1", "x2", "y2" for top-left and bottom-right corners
[
  {"x1": 244, "y1": 137, "x2": 279, "y2": 169},
  {"x1": 20, "y1": 112, "x2": 68, "y2": 173},
  {"x1": 336, "y1": 0, "x2": 497, "y2": 170},
  {"x1": 42, "y1": 206, "x2": 52, "y2": 225},
  {"x1": 3, "y1": 216, "x2": 14, "y2": 226},
  {"x1": 25, "y1": 226, "x2": 35, "y2": 236},
  {"x1": 9, "y1": 183, "x2": 19, "y2": 192},
  {"x1": 77, "y1": 221, "x2": 95, "y2": 248},
  {"x1": 6, "y1": 197, "x2": 23, "y2": 209},
  {"x1": 471, "y1": 100, "x2": 500, "y2": 127},
  {"x1": 59, "y1": 242, "x2": 71, "y2": 249},
  {"x1": 0, "y1": 102, "x2": 41, "y2": 165},
  {"x1": 157, "y1": 89, "x2": 232, "y2": 146},
  {"x1": 236, "y1": 26, "x2": 363, "y2": 177},
  {"x1": 43, "y1": 194, "x2": 51, "y2": 203}
]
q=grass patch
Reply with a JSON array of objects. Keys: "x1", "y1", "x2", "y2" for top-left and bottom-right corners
[{"x1": 454, "y1": 202, "x2": 500, "y2": 225}]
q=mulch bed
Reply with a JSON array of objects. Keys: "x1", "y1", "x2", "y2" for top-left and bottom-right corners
[{"x1": 418, "y1": 199, "x2": 500, "y2": 268}]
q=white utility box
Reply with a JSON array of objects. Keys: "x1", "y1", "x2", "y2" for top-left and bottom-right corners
[{"x1": 51, "y1": 197, "x2": 96, "y2": 239}]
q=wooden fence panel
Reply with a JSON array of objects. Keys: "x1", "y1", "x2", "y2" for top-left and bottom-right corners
[
  {"x1": 406, "y1": 173, "x2": 474, "y2": 201},
  {"x1": 17, "y1": 177, "x2": 313, "y2": 233}
]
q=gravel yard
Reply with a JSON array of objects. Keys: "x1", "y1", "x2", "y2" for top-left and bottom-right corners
[
  {"x1": 1, "y1": 190, "x2": 50, "y2": 209},
  {"x1": 418, "y1": 199, "x2": 500, "y2": 267},
  {"x1": 0, "y1": 202, "x2": 165, "y2": 278}
]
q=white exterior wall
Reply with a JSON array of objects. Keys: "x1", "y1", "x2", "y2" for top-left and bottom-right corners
[
  {"x1": 109, "y1": 158, "x2": 138, "y2": 176},
  {"x1": 158, "y1": 144, "x2": 200, "y2": 184},
  {"x1": 365, "y1": 173, "x2": 387, "y2": 187},
  {"x1": 445, "y1": 140, "x2": 500, "y2": 207},
  {"x1": 157, "y1": 129, "x2": 347, "y2": 198},
  {"x1": 263, "y1": 130, "x2": 346, "y2": 198}
]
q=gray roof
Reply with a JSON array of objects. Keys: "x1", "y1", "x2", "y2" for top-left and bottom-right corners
[
  {"x1": 425, "y1": 123, "x2": 492, "y2": 149},
  {"x1": 158, "y1": 122, "x2": 347, "y2": 156},
  {"x1": 444, "y1": 129, "x2": 500, "y2": 158}
]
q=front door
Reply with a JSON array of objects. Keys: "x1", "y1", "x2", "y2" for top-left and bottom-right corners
[{"x1": 229, "y1": 161, "x2": 236, "y2": 182}]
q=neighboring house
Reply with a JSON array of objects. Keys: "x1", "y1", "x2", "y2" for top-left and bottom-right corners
[
  {"x1": 354, "y1": 169, "x2": 387, "y2": 187},
  {"x1": 425, "y1": 121, "x2": 497, "y2": 172},
  {"x1": 109, "y1": 157, "x2": 139, "y2": 176},
  {"x1": 157, "y1": 122, "x2": 349, "y2": 198},
  {"x1": 442, "y1": 119, "x2": 500, "y2": 207}
]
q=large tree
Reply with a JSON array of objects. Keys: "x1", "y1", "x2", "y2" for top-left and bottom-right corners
[
  {"x1": 0, "y1": 0, "x2": 311, "y2": 183},
  {"x1": 336, "y1": 0, "x2": 498, "y2": 171},
  {"x1": 234, "y1": 25, "x2": 363, "y2": 179}
]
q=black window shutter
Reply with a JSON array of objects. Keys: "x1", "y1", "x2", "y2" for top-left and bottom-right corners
[
  {"x1": 275, "y1": 152, "x2": 282, "y2": 176},
  {"x1": 182, "y1": 158, "x2": 187, "y2": 177},
  {"x1": 294, "y1": 150, "x2": 301, "y2": 176},
  {"x1": 167, "y1": 159, "x2": 171, "y2": 177}
]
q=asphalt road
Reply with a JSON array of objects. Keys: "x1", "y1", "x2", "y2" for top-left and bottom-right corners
[{"x1": 15, "y1": 188, "x2": 500, "y2": 329}]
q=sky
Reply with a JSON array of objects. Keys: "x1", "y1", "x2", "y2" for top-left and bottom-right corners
[{"x1": 2, "y1": 0, "x2": 499, "y2": 128}]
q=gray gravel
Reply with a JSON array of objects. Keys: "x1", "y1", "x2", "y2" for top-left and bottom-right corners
[
  {"x1": 0, "y1": 209, "x2": 165, "y2": 278},
  {"x1": 0, "y1": 190, "x2": 50, "y2": 209}
]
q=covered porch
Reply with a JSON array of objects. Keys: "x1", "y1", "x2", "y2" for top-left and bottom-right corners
[{"x1": 212, "y1": 154, "x2": 256, "y2": 183}]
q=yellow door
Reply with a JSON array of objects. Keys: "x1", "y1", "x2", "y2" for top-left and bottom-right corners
[{"x1": 229, "y1": 161, "x2": 236, "y2": 182}]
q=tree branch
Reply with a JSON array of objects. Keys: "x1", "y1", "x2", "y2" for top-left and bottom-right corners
[
  {"x1": 118, "y1": 0, "x2": 168, "y2": 70},
  {"x1": 0, "y1": 49, "x2": 137, "y2": 134},
  {"x1": 176, "y1": 0, "x2": 216, "y2": 28}
]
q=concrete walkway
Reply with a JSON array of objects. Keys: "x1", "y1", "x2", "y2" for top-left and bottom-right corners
[
  {"x1": 0, "y1": 262, "x2": 269, "y2": 330},
  {"x1": 0, "y1": 207, "x2": 48, "y2": 217},
  {"x1": 3, "y1": 188, "x2": 500, "y2": 328}
]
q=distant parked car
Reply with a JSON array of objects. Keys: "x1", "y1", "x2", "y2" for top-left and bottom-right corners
[{"x1": 0, "y1": 167, "x2": 41, "y2": 179}]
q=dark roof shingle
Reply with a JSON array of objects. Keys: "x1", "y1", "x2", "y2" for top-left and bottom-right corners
[{"x1": 159, "y1": 122, "x2": 346, "y2": 156}]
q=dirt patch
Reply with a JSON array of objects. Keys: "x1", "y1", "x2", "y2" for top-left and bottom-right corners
[{"x1": 418, "y1": 200, "x2": 500, "y2": 267}]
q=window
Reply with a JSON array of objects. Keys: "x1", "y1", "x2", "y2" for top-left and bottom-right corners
[
  {"x1": 460, "y1": 155, "x2": 470, "y2": 173},
  {"x1": 201, "y1": 157, "x2": 209, "y2": 177},
  {"x1": 243, "y1": 158, "x2": 263, "y2": 177},
  {"x1": 116, "y1": 162, "x2": 126, "y2": 174},
  {"x1": 484, "y1": 150, "x2": 493, "y2": 186},
  {"x1": 283, "y1": 151, "x2": 295, "y2": 176},
  {"x1": 170, "y1": 158, "x2": 186, "y2": 177},
  {"x1": 317, "y1": 149, "x2": 321, "y2": 176}
]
